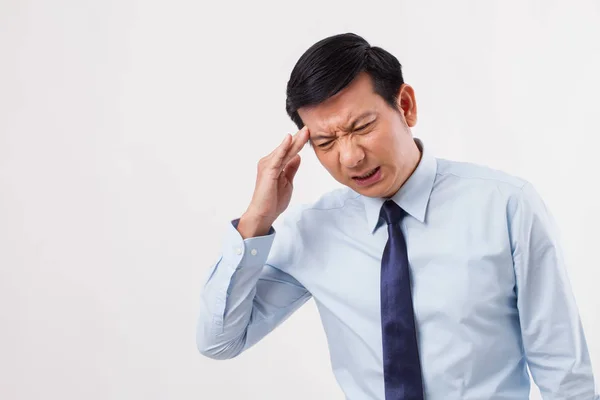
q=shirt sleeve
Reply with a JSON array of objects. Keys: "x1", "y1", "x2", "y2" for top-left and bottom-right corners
[
  {"x1": 196, "y1": 216, "x2": 311, "y2": 360},
  {"x1": 510, "y1": 182, "x2": 598, "y2": 399}
]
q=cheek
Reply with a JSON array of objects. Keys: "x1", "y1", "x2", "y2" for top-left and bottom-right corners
[
  {"x1": 361, "y1": 131, "x2": 389, "y2": 158},
  {"x1": 316, "y1": 151, "x2": 339, "y2": 172}
]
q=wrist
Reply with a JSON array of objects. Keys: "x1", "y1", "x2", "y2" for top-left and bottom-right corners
[{"x1": 237, "y1": 212, "x2": 273, "y2": 239}]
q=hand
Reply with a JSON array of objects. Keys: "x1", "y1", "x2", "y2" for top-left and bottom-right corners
[{"x1": 238, "y1": 126, "x2": 310, "y2": 238}]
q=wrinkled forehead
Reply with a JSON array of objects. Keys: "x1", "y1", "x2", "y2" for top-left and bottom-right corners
[
  {"x1": 298, "y1": 96, "x2": 381, "y2": 134},
  {"x1": 297, "y1": 72, "x2": 386, "y2": 135},
  {"x1": 323, "y1": 111, "x2": 378, "y2": 135}
]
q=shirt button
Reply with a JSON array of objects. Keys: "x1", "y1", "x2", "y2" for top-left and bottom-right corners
[
  {"x1": 235, "y1": 247, "x2": 243, "y2": 255},
  {"x1": 250, "y1": 249, "x2": 258, "y2": 256}
]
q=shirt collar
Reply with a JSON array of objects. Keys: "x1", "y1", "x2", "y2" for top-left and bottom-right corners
[{"x1": 360, "y1": 138, "x2": 437, "y2": 233}]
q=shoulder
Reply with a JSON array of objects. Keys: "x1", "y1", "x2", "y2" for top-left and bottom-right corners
[
  {"x1": 275, "y1": 187, "x2": 362, "y2": 229},
  {"x1": 435, "y1": 158, "x2": 551, "y2": 219},
  {"x1": 435, "y1": 157, "x2": 529, "y2": 196},
  {"x1": 269, "y1": 187, "x2": 363, "y2": 269},
  {"x1": 305, "y1": 186, "x2": 362, "y2": 211}
]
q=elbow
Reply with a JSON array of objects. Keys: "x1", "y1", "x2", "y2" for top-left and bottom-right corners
[
  {"x1": 196, "y1": 326, "x2": 246, "y2": 361},
  {"x1": 197, "y1": 341, "x2": 242, "y2": 361}
]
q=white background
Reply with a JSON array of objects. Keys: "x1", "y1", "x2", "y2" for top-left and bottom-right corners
[{"x1": 1, "y1": 1, "x2": 599, "y2": 399}]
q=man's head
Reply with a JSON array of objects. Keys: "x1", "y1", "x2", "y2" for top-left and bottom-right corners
[{"x1": 286, "y1": 33, "x2": 421, "y2": 199}]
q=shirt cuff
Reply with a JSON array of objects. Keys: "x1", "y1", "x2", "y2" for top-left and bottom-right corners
[{"x1": 220, "y1": 218, "x2": 276, "y2": 270}]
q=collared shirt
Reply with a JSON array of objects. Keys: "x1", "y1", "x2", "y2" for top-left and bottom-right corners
[{"x1": 197, "y1": 139, "x2": 598, "y2": 399}]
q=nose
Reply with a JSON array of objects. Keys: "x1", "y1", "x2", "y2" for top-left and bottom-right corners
[{"x1": 338, "y1": 136, "x2": 365, "y2": 168}]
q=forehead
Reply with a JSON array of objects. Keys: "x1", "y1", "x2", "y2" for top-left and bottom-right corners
[{"x1": 298, "y1": 72, "x2": 383, "y2": 132}]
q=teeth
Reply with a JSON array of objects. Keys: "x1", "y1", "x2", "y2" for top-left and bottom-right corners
[{"x1": 358, "y1": 168, "x2": 377, "y2": 179}]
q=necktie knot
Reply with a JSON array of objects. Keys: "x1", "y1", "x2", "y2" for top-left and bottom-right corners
[{"x1": 380, "y1": 200, "x2": 405, "y2": 226}]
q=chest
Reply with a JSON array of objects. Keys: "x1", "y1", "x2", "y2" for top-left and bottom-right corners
[{"x1": 292, "y1": 214, "x2": 516, "y2": 324}]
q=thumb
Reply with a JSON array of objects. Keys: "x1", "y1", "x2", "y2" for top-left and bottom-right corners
[{"x1": 283, "y1": 154, "x2": 302, "y2": 183}]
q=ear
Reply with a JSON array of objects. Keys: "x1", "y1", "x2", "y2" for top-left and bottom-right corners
[{"x1": 396, "y1": 84, "x2": 418, "y2": 127}]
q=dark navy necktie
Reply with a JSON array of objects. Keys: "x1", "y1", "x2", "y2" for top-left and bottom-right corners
[{"x1": 380, "y1": 200, "x2": 424, "y2": 399}]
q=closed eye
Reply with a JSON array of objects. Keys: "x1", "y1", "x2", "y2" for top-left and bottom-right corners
[
  {"x1": 317, "y1": 141, "x2": 334, "y2": 148},
  {"x1": 355, "y1": 121, "x2": 373, "y2": 131}
]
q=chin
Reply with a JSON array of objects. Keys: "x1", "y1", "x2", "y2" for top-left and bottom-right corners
[{"x1": 349, "y1": 182, "x2": 387, "y2": 198}]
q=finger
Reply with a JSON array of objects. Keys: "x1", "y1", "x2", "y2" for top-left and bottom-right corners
[
  {"x1": 283, "y1": 154, "x2": 302, "y2": 183},
  {"x1": 262, "y1": 134, "x2": 292, "y2": 170},
  {"x1": 274, "y1": 133, "x2": 293, "y2": 158},
  {"x1": 281, "y1": 126, "x2": 310, "y2": 169},
  {"x1": 285, "y1": 126, "x2": 308, "y2": 155}
]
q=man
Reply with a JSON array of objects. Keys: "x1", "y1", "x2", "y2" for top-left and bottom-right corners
[{"x1": 197, "y1": 33, "x2": 598, "y2": 399}]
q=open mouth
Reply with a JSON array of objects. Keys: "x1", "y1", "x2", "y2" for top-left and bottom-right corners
[{"x1": 352, "y1": 166, "x2": 382, "y2": 186}]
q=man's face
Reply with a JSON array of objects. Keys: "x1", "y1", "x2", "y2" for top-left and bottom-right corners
[{"x1": 298, "y1": 72, "x2": 420, "y2": 198}]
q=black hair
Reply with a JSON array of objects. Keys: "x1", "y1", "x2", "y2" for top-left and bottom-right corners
[{"x1": 285, "y1": 33, "x2": 405, "y2": 130}]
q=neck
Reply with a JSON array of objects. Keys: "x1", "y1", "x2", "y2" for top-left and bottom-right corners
[{"x1": 383, "y1": 142, "x2": 422, "y2": 199}]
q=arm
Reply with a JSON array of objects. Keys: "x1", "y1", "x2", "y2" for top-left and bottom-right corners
[
  {"x1": 197, "y1": 126, "x2": 311, "y2": 360},
  {"x1": 196, "y1": 216, "x2": 311, "y2": 360},
  {"x1": 510, "y1": 183, "x2": 598, "y2": 399}
]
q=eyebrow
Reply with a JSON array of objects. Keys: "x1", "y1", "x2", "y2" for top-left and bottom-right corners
[{"x1": 310, "y1": 111, "x2": 377, "y2": 141}]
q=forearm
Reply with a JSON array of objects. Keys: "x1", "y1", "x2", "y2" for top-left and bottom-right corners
[
  {"x1": 197, "y1": 265, "x2": 265, "y2": 359},
  {"x1": 196, "y1": 219, "x2": 311, "y2": 360}
]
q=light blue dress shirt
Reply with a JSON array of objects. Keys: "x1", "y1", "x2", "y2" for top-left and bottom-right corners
[{"x1": 197, "y1": 139, "x2": 597, "y2": 399}]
